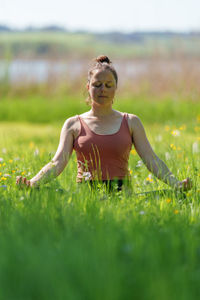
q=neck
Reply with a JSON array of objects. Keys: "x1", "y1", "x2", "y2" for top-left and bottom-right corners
[{"x1": 90, "y1": 103, "x2": 114, "y2": 117}]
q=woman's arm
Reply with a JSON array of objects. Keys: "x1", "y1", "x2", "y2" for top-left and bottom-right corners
[
  {"x1": 129, "y1": 115, "x2": 192, "y2": 191},
  {"x1": 16, "y1": 117, "x2": 76, "y2": 188}
]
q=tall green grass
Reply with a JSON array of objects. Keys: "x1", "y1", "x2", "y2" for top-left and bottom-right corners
[
  {"x1": 0, "y1": 90, "x2": 199, "y2": 299},
  {"x1": 0, "y1": 94, "x2": 199, "y2": 126}
]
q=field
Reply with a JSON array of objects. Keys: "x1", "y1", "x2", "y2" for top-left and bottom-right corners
[
  {"x1": 1, "y1": 31, "x2": 200, "y2": 60},
  {"x1": 0, "y1": 86, "x2": 200, "y2": 299},
  {"x1": 0, "y1": 30, "x2": 200, "y2": 298}
]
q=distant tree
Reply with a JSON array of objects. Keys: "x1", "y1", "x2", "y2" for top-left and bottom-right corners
[
  {"x1": 0, "y1": 25, "x2": 11, "y2": 32},
  {"x1": 40, "y1": 25, "x2": 67, "y2": 32}
]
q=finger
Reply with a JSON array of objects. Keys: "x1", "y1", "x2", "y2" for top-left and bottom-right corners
[
  {"x1": 185, "y1": 178, "x2": 192, "y2": 188},
  {"x1": 16, "y1": 176, "x2": 22, "y2": 184},
  {"x1": 183, "y1": 179, "x2": 192, "y2": 191},
  {"x1": 22, "y1": 177, "x2": 27, "y2": 184}
]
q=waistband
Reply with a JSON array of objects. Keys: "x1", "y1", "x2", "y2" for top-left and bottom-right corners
[{"x1": 79, "y1": 179, "x2": 131, "y2": 192}]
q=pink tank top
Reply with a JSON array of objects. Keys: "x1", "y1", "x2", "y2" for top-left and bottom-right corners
[{"x1": 73, "y1": 113, "x2": 132, "y2": 182}]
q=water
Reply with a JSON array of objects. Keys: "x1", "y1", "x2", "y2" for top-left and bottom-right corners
[
  {"x1": 0, "y1": 59, "x2": 86, "y2": 83},
  {"x1": 0, "y1": 58, "x2": 196, "y2": 85},
  {"x1": 0, "y1": 59, "x2": 150, "y2": 84}
]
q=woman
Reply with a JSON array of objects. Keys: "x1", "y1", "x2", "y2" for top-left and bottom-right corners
[{"x1": 16, "y1": 55, "x2": 192, "y2": 192}]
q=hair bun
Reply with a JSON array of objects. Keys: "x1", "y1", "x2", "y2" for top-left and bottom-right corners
[{"x1": 96, "y1": 55, "x2": 111, "y2": 64}]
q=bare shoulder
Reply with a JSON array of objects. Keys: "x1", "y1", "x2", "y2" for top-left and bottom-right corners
[
  {"x1": 61, "y1": 115, "x2": 80, "y2": 138},
  {"x1": 126, "y1": 113, "x2": 143, "y2": 134},
  {"x1": 62, "y1": 115, "x2": 79, "y2": 129},
  {"x1": 126, "y1": 113, "x2": 140, "y2": 122}
]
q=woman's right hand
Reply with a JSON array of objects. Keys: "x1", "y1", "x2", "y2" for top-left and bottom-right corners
[
  {"x1": 16, "y1": 176, "x2": 32, "y2": 188},
  {"x1": 175, "y1": 177, "x2": 193, "y2": 192}
]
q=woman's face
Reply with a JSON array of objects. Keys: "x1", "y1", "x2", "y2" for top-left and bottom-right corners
[{"x1": 87, "y1": 69, "x2": 117, "y2": 106}]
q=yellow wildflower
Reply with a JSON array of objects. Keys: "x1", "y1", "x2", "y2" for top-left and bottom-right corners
[
  {"x1": 8, "y1": 159, "x2": 13, "y2": 163},
  {"x1": 29, "y1": 142, "x2": 35, "y2": 149},
  {"x1": 146, "y1": 176, "x2": 153, "y2": 182},
  {"x1": 165, "y1": 125, "x2": 170, "y2": 131},
  {"x1": 12, "y1": 170, "x2": 16, "y2": 173},
  {"x1": 195, "y1": 126, "x2": 200, "y2": 132},
  {"x1": 131, "y1": 149, "x2": 137, "y2": 156},
  {"x1": 197, "y1": 115, "x2": 200, "y2": 123},
  {"x1": 0, "y1": 164, "x2": 1, "y2": 167},
  {"x1": 170, "y1": 144, "x2": 176, "y2": 150},
  {"x1": 2, "y1": 163, "x2": 5, "y2": 166},
  {"x1": 0, "y1": 172, "x2": 2, "y2": 176},
  {"x1": 129, "y1": 170, "x2": 133, "y2": 175},
  {"x1": 171, "y1": 130, "x2": 180, "y2": 137},
  {"x1": 1, "y1": 177, "x2": 7, "y2": 181},
  {"x1": 21, "y1": 171, "x2": 26, "y2": 175},
  {"x1": 174, "y1": 210, "x2": 179, "y2": 214},
  {"x1": 179, "y1": 125, "x2": 186, "y2": 130},
  {"x1": 166, "y1": 198, "x2": 171, "y2": 203}
]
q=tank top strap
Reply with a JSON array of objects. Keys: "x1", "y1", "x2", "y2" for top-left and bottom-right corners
[
  {"x1": 77, "y1": 115, "x2": 85, "y2": 127},
  {"x1": 77, "y1": 113, "x2": 130, "y2": 136},
  {"x1": 123, "y1": 113, "x2": 132, "y2": 136},
  {"x1": 77, "y1": 115, "x2": 91, "y2": 134},
  {"x1": 76, "y1": 115, "x2": 88, "y2": 139}
]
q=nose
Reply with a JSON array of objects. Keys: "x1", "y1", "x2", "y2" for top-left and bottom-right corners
[{"x1": 100, "y1": 83, "x2": 106, "y2": 91}]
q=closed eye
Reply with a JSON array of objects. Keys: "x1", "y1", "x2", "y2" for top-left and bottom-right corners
[{"x1": 93, "y1": 83, "x2": 112, "y2": 88}]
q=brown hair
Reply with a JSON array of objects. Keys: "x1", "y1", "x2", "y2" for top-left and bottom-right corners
[
  {"x1": 86, "y1": 55, "x2": 118, "y2": 104},
  {"x1": 88, "y1": 55, "x2": 118, "y2": 85}
]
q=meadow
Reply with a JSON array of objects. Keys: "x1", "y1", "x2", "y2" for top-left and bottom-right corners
[
  {"x1": 0, "y1": 29, "x2": 200, "y2": 298},
  {"x1": 1, "y1": 31, "x2": 200, "y2": 60},
  {"x1": 0, "y1": 76, "x2": 199, "y2": 299}
]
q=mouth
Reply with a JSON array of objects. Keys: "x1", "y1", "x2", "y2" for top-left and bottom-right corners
[{"x1": 98, "y1": 95, "x2": 108, "y2": 98}]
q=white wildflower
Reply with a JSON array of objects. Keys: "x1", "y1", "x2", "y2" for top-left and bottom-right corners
[
  {"x1": 165, "y1": 152, "x2": 171, "y2": 160},
  {"x1": 34, "y1": 148, "x2": 39, "y2": 156},
  {"x1": 83, "y1": 172, "x2": 92, "y2": 181},
  {"x1": 155, "y1": 135, "x2": 163, "y2": 142},
  {"x1": 139, "y1": 210, "x2": 145, "y2": 215},
  {"x1": 192, "y1": 142, "x2": 199, "y2": 154},
  {"x1": 136, "y1": 160, "x2": 143, "y2": 168}
]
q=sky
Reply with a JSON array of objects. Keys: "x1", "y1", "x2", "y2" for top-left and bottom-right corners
[{"x1": 0, "y1": 0, "x2": 200, "y2": 32}]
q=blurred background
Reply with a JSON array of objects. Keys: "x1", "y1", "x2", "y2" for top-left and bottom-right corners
[{"x1": 0, "y1": 0, "x2": 200, "y2": 123}]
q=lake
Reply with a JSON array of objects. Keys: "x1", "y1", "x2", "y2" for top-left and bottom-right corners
[{"x1": 0, "y1": 58, "x2": 197, "y2": 86}]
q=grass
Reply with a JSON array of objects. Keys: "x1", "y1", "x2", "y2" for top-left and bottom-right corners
[
  {"x1": 0, "y1": 93, "x2": 199, "y2": 125},
  {"x1": 0, "y1": 94, "x2": 200, "y2": 299}
]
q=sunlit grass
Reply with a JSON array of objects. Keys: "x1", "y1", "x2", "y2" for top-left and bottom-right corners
[{"x1": 0, "y1": 100, "x2": 199, "y2": 299}]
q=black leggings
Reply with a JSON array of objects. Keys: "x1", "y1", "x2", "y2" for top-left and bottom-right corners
[{"x1": 87, "y1": 179, "x2": 125, "y2": 192}]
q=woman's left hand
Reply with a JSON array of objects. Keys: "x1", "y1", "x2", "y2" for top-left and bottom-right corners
[{"x1": 175, "y1": 177, "x2": 193, "y2": 191}]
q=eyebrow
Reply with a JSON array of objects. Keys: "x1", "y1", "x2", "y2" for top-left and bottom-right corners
[{"x1": 93, "y1": 80, "x2": 113, "y2": 83}]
